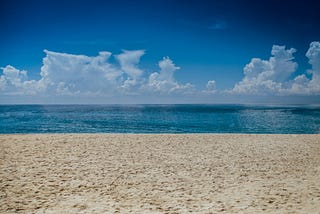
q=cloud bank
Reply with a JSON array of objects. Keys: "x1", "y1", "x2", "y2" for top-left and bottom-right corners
[
  {"x1": 1, "y1": 41, "x2": 320, "y2": 103},
  {"x1": 0, "y1": 50, "x2": 193, "y2": 98}
]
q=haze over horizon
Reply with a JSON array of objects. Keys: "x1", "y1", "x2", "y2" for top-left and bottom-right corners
[{"x1": 1, "y1": 0, "x2": 320, "y2": 104}]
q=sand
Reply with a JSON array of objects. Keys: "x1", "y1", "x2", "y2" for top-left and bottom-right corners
[{"x1": 1, "y1": 134, "x2": 320, "y2": 213}]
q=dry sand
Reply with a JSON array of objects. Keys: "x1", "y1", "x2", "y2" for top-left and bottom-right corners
[{"x1": 1, "y1": 134, "x2": 320, "y2": 213}]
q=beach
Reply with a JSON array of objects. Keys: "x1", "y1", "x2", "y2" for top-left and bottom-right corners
[{"x1": 1, "y1": 134, "x2": 320, "y2": 213}]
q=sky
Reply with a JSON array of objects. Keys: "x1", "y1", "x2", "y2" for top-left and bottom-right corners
[{"x1": 1, "y1": 0, "x2": 320, "y2": 104}]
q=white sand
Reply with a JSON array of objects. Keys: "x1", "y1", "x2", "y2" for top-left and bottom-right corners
[{"x1": 1, "y1": 134, "x2": 320, "y2": 213}]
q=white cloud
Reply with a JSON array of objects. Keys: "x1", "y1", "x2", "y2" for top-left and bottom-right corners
[
  {"x1": 280, "y1": 42, "x2": 320, "y2": 95},
  {"x1": 202, "y1": 80, "x2": 216, "y2": 94},
  {"x1": 305, "y1": 41, "x2": 320, "y2": 93},
  {"x1": 206, "y1": 80, "x2": 216, "y2": 90},
  {"x1": 40, "y1": 50, "x2": 122, "y2": 95},
  {"x1": 1, "y1": 43, "x2": 320, "y2": 104},
  {"x1": 231, "y1": 45, "x2": 297, "y2": 95},
  {"x1": 0, "y1": 65, "x2": 45, "y2": 95},
  {"x1": 115, "y1": 50, "x2": 146, "y2": 93},
  {"x1": 144, "y1": 57, "x2": 195, "y2": 94},
  {"x1": 231, "y1": 42, "x2": 320, "y2": 96},
  {"x1": 0, "y1": 50, "x2": 195, "y2": 98},
  {"x1": 287, "y1": 74, "x2": 310, "y2": 95},
  {"x1": 0, "y1": 65, "x2": 27, "y2": 90},
  {"x1": 115, "y1": 50, "x2": 145, "y2": 79}
]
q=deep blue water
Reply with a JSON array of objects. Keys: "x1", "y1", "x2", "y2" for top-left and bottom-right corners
[{"x1": 0, "y1": 105, "x2": 319, "y2": 134}]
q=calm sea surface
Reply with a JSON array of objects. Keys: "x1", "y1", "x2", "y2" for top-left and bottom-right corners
[{"x1": 0, "y1": 105, "x2": 319, "y2": 134}]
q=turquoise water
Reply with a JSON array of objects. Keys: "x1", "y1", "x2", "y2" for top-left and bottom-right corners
[{"x1": 0, "y1": 105, "x2": 319, "y2": 133}]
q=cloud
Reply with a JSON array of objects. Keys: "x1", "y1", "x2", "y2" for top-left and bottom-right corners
[
  {"x1": 283, "y1": 42, "x2": 320, "y2": 95},
  {"x1": 231, "y1": 41, "x2": 320, "y2": 96},
  {"x1": 1, "y1": 42, "x2": 320, "y2": 104},
  {"x1": 144, "y1": 57, "x2": 195, "y2": 94},
  {"x1": 0, "y1": 50, "x2": 195, "y2": 98},
  {"x1": 202, "y1": 80, "x2": 216, "y2": 94},
  {"x1": 305, "y1": 41, "x2": 320, "y2": 92},
  {"x1": 231, "y1": 45, "x2": 297, "y2": 95},
  {"x1": 40, "y1": 50, "x2": 122, "y2": 95},
  {"x1": 0, "y1": 65, "x2": 45, "y2": 95},
  {"x1": 287, "y1": 74, "x2": 311, "y2": 95},
  {"x1": 115, "y1": 50, "x2": 146, "y2": 93},
  {"x1": 115, "y1": 50, "x2": 145, "y2": 79},
  {"x1": 0, "y1": 65, "x2": 27, "y2": 91}
]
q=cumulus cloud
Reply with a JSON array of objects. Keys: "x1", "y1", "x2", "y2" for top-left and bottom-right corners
[
  {"x1": 0, "y1": 65, "x2": 27, "y2": 91},
  {"x1": 115, "y1": 50, "x2": 145, "y2": 79},
  {"x1": 1, "y1": 42, "x2": 320, "y2": 103},
  {"x1": 231, "y1": 42, "x2": 320, "y2": 95},
  {"x1": 41, "y1": 50, "x2": 124, "y2": 95},
  {"x1": 305, "y1": 41, "x2": 320, "y2": 92},
  {"x1": 285, "y1": 42, "x2": 320, "y2": 95},
  {"x1": 0, "y1": 50, "x2": 195, "y2": 98},
  {"x1": 145, "y1": 57, "x2": 195, "y2": 94},
  {"x1": 202, "y1": 80, "x2": 216, "y2": 94},
  {"x1": 288, "y1": 74, "x2": 311, "y2": 95},
  {"x1": 115, "y1": 50, "x2": 146, "y2": 93},
  {"x1": 232, "y1": 45, "x2": 297, "y2": 94},
  {"x1": 0, "y1": 65, "x2": 45, "y2": 95}
]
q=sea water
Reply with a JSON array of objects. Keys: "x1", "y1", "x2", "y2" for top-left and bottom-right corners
[{"x1": 0, "y1": 105, "x2": 319, "y2": 134}]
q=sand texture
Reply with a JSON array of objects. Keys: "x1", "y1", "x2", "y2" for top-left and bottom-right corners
[{"x1": 1, "y1": 134, "x2": 320, "y2": 213}]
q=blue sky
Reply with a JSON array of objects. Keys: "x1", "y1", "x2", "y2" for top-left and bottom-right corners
[{"x1": 1, "y1": 0, "x2": 320, "y2": 104}]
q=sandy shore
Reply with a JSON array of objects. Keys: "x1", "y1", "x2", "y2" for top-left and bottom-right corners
[{"x1": 1, "y1": 134, "x2": 320, "y2": 213}]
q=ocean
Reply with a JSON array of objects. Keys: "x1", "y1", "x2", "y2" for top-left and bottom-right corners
[{"x1": 0, "y1": 105, "x2": 319, "y2": 134}]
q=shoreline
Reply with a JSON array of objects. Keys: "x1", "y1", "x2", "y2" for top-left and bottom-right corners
[{"x1": 1, "y1": 134, "x2": 320, "y2": 213}]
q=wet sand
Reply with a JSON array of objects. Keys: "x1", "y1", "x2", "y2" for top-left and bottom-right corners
[{"x1": 1, "y1": 134, "x2": 320, "y2": 213}]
